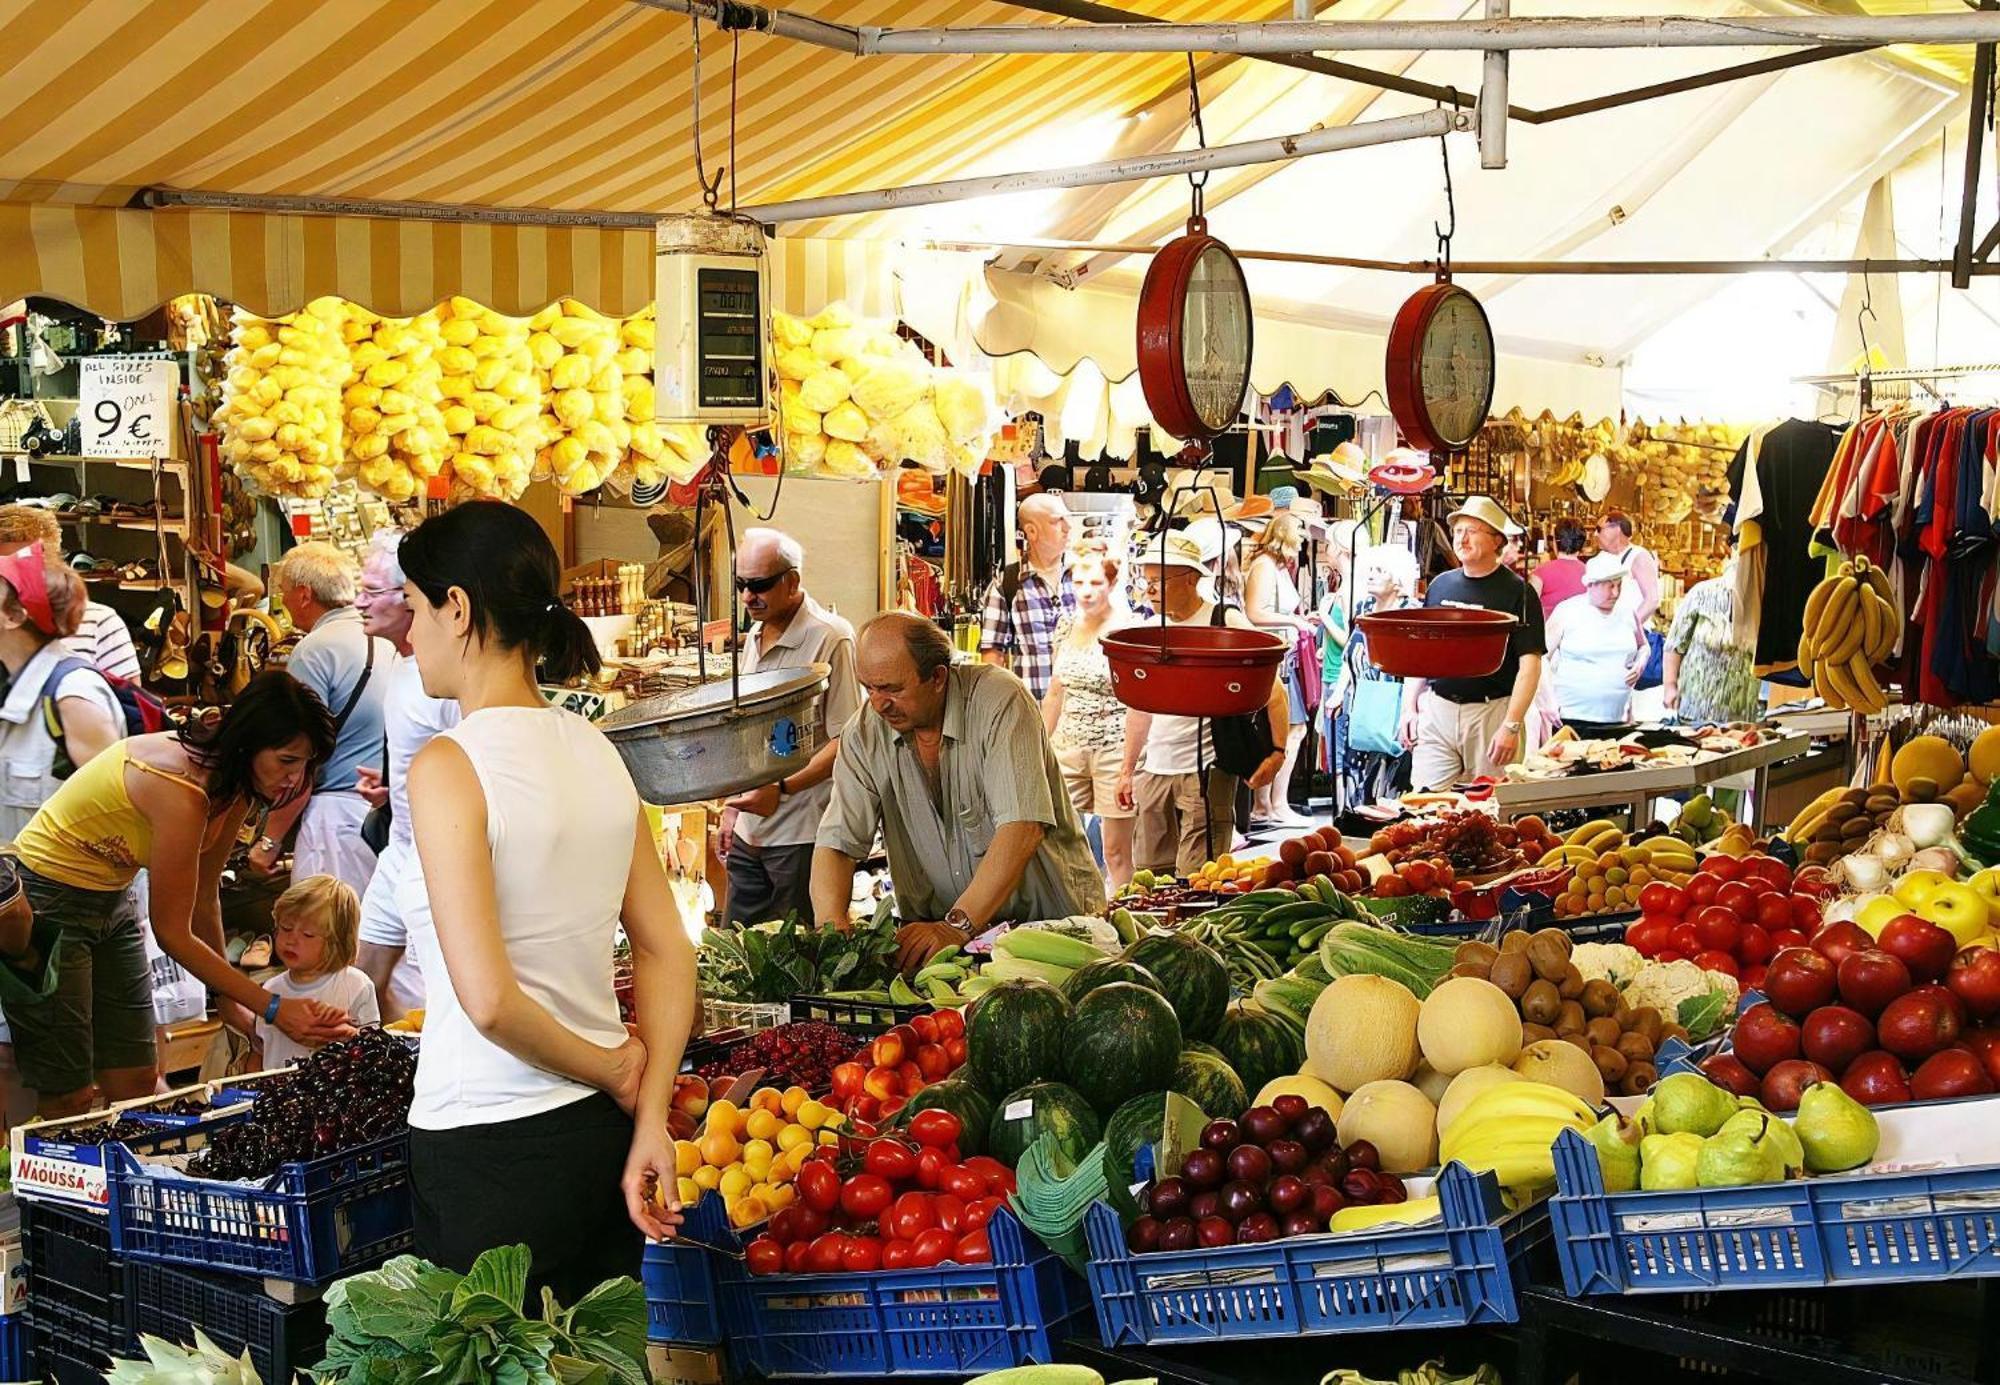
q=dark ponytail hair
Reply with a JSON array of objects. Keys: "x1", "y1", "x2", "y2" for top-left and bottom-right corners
[
  {"x1": 178, "y1": 670, "x2": 336, "y2": 811},
  {"x1": 398, "y1": 501, "x2": 601, "y2": 683}
]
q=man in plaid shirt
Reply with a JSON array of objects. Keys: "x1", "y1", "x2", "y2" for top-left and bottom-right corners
[{"x1": 979, "y1": 493, "x2": 1075, "y2": 700}]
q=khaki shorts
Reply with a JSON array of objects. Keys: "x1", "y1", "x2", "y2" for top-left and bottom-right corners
[
  {"x1": 1133, "y1": 769, "x2": 1237, "y2": 877},
  {"x1": 1055, "y1": 743, "x2": 1134, "y2": 821}
]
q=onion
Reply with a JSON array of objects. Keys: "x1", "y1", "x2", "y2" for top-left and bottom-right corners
[
  {"x1": 1838, "y1": 853, "x2": 1888, "y2": 892},
  {"x1": 1869, "y1": 832, "x2": 1915, "y2": 868},
  {"x1": 1892, "y1": 803, "x2": 1958, "y2": 850},
  {"x1": 1822, "y1": 895, "x2": 1863, "y2": 925},
  {"x1": 1907, "y1": 845, "x2": 1964, "y2": 877}
]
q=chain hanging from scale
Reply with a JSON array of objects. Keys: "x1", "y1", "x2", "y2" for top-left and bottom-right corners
[
  {"x1": 1184, "y1": 55, "x2": 1210, "y2": 225},
  {"x1": 1433, "y1": 90, "x2": 1458, "y2": 284}
]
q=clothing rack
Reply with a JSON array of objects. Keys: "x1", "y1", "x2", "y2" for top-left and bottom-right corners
[{"x1": 1794, "y1": 363, "x2": 2000, "y2": 412}]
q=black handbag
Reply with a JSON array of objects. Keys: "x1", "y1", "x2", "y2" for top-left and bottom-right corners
[{"x1": 1206, "y1": 601, "x2": 1276, "y2": 778}]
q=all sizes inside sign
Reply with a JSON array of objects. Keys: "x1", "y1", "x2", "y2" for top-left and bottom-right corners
[{"x1": 80, "y1": 356, "x2": 175, "y2": 459}]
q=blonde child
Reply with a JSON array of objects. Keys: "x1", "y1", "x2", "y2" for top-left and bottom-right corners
[{"x1": 253, "y1": 875, "x2": 379, "y2": 1068}]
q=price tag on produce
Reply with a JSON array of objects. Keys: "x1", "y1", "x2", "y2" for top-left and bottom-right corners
[{"x1": 80, "y1": 356, "x2": 175, "y2": 458}]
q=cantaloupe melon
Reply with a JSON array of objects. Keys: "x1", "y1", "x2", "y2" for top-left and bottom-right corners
[
  {"x1": 1892, "y1": 736, "x2": 1965, "y2": 799},
  {"x1": 1972, "y1": 726, "x2": 2000, "y2": 786},
  {"x1": 1254, "y1": 1073, "x2": 1345, "y2": 1120}
]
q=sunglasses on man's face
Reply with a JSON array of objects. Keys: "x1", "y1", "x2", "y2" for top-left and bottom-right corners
[{"x1": 734, "y1": 567, "x2": 794, "y2": 595}]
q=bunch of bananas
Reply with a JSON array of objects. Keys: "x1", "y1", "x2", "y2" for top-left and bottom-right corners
[
  {"x1": 338, "y1": 308, "x2": 450, "y2": 504},
  {"x1": 434, "y1": 296, "x2": 541, "y2": 501},
  {"x1": 1549, "y1": 830, "x2": 1697, "y2": 917},
  {"x1": 1438, "y1": 1079, "x2": 1597, "y2": 1193},
  {"x1": 1798, "y1": 557, "x2": 1897, "y2": 713},
  {"x1": 1537, "y1": 819, "x2": 1627, "y2": 868},
  {"x1": 215, "y1": 301, "x2": 348, "y2": 498}
]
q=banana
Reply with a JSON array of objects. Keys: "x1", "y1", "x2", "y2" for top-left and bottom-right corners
[
  {"x1": 1820, "y1": 606, "x2": 1865, "y2": 667},
  {"x1": 1810, "y1": 653, "x2": 1838, "y2": 706},
  {"x1": 1847, "y1": 652, "x2": 1887, "y2": 714},
  {"x1": 1822, "y1": 657, "x2": 1867, "y2": 712},
  {"x1": 1815, "y1": 576, "x2": 1860, "y2": 653},
  {"x1": 1786, "y1": 787, "x2": 1846, "y2": 843},
  {"x1": 1565, "y1": 819, "x2": 1620, "y2": 848},
  {"x1": 1864, "y1": 590, "x2": 1898, "y2": 662},
  {"x1": 1330, "y1": 1195, "x2": 1443, "y2": 1233},
  {"x1": 1801, "y1": 574, "x2": 1840, "y2": 637},
  {"x1": 1859, "y1": 562, "x2": 1895, "y2": 610},
  {"x1": 1440, "y1": 1082, "x2": 1598, "y2": 1148},
  {"x1": 1798, "y1": 628, "x2": 1816, "y2": 667},
  {"x1": 1859, "y1": 591, "x2": 1882, "y2": 665}
]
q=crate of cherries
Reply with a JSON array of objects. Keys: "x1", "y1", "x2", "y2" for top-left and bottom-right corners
[{"x1": 1126, "y1": 1095, "x2": 1406, "y2": 1252}]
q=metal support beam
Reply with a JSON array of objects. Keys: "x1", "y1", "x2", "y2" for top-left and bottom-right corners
[
  {"x1": 860, "y1": 13, "x2": 2000, "y2": 57},
  {"x1": 141, "y1": 187, "x2": 658, "y2": 228},
  {"x1": 738, "y1": 107, "x2": 1462, "y2": 225},
  {"x1": 1955, "y1": 3, "x2": 1996, "y2": 288},
  {"x1": 1481, "y1": 0, "x2": 1509, "y2": 168},
  {"x1": 628, "y1": 0, "x2": 863, "y2": 52}
]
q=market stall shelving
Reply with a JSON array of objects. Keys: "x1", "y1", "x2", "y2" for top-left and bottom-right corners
[{"x1": 1491, "y1": 733, "x2": 1812, "y2": 834}]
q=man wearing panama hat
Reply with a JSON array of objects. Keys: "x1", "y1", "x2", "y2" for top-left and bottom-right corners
[{"x1": 1397, "y1": 496, "x2": 1547, "y2": 789}]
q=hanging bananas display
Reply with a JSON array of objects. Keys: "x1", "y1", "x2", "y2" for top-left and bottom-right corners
[{"x1": 1796, "y1": 556, "x2": 1898, "y2": 714}]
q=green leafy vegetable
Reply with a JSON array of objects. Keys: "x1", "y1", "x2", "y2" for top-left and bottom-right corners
[
  {"x1": 315, "y1": 1246, "x2": 647, "y2": 1385},
  {"x1": 1677, "y1": 988, "x2": 1732, "y2": 1042},
  {"x1": 698, "y1": 896, "x2": 902, "y2": 1002}
]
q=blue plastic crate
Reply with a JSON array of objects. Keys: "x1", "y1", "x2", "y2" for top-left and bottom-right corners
[
  {"x1": 1081, "y1": 1162, "x2": 1543, "y2": 1346},
  {"x1": 1549, "y1": 1124, "x2": 2000, "y2": 1295},
  {"x1": 106, "y1": 1130, "x2": 414, "y2": 1285},
  {"x1": 642, "y1": 1234, "x2": 722, "y2": 1345},
  {"x1": 0, "y1": 1312, "x2": 25, "y2": 1382},
  {"x1": 704, "y1": 1198, "x2": 1089, "y2": 1376},
  {"x1": 125, "y1": 1259, "x2": 328, "y2": 1384},
  {"x1": 10, "y1": 1113, "x2": 239, "y2": 1217}
]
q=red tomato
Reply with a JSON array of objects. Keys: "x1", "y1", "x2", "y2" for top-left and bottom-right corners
[
  {"x1": 769, "y1": 1206, "x2": 804, "y2": 1245},
  {"x1": 963, "y1": 1196, "x2": 1003, "y2": 1231},
  {"x1": 831, "y1": 1062, "x2": 867, "y2": 1101},
  {"x1": 1638, "y1": 882, "x2": 1686, "y2": 917},
  {"x1": 915, "y1": 1045, "x2": 953, "y2": 1082},
  {"x1": 854, "y1": 1095, "x2": 881, "y2": 1123},
  {"x1": 794, "y1": 1206, "x2": 830, "y2": 1241},
  {"x1": 1693, "y1": 906, "x2": 1741, "y2": 954},
  {"x1": 1789, "y1": 895, "x2": 1824, "y2": 932},
  {"x1": 933, "y1": 1194, "x2": 966, "y2": 1234},
  {"x1": 1748, "y1": 857, "x2": 1794, "y2": 892},
  {"x1": 940, "y1": 1164, "x2": 988, "y2": 1202},
  {"x1": 1694, "y1": 950, "x2": 1741, "y2": 978},
  {"x1": 1658, "y1": 950, "x2": 1686, "y2": 964},
  {"x1": 882, "y1": 1239, "x2": 916, "y2": 1270},
  {"x1": 887, "y1": 1191, "x2": 938, "y2": 1241},
  {"x1": 1715, "y1": 880, "x2": 1759, "y2": 922},
  {"x1": 916, "y1": 1147, "x2": 950, "y2": 1191},
  {"x1": 944, "y1": 1036, "x2": 969, "y2": 1066},
  {"x1": 1754, "y1": 892, "x2": 1793, "y2": 931},
  {"x1": 880, "y1": 1095, "x2": 909, "y2": 1119},
  {"x1": 954, "y1": 1228, "x2": 994, "y2": 1265},
  {"x1": 863, "y1": 1140, "x2": 920, "y2": 1183},
  {"x1": 841, "y1": 1236, "x2": 884, "y2": 1272},
  {"x1": 839, "y1": 1174, "x2": 894, "y2": 1220},
  {"x1": 934, "y1": 1008, "x2": 966, "y2": 1041},
  {"x1": 746, "y1": 1236, "x2": 784, "y2": 1276},
  {"x1": 798, "y1": 1161, "x2": 841, "y2": 1215},
  {"x1": 1701, "y1": 855, "x2": 1744, "y2": 881},
  {"x1": 1685, "y1": 874, "x2": 1722, "y2": 908},
  {"x1": 1670, "y1": 923, "x2": 1702, "y2": 957},
  {"x1": 1627, "y1": 917, "x2": 1672, "y2": 958},
  {"x1": 784, "y1": 1241, "x2": 812, "y2": 1273},
  {"x1": 910, "y1": 1014, "x2": 941, "y2": 1044},
  {"x1": 1737, "y1": 923, "x2": 1774, "y2": 965},
  {"x1": 908, "y1": 1109, "x2": 964, "y2": 1149},
  {"x1": 910, "y1": 1227, "x2": 957, "y2": 1268},
  {"x1": 965, "y1": 1157, "x2": 1016, "y2": 1196},
  {"x1": 807, "y1": 1234, "x2": 850, "y2": 1274}
]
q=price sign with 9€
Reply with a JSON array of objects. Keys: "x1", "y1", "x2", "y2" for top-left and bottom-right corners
[{"x1": 80, "y1": 357, "x2": 175, "y2": 459}]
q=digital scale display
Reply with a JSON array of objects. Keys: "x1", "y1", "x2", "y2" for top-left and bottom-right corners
[{"x1": 697, "y1": 267, "x2": 763, "y2": 408}]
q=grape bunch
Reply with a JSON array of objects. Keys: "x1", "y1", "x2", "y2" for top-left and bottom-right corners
[{"x1": 191, "y1": 1028, "x2": 416, "y2": 1181}]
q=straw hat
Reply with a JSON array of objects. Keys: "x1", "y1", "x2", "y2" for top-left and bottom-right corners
[
  {"x1": 1446, "y1": 495, "x2": 1524, "y2": 538},
  {"x1": 1583, "y1": 551, "x2": 1628, "y2": 585},
  {"x1": 1221, "y1": 494, "x2": 1275, "y2": 529},
  {"x1": 1164, "y1": 468, "x2": 1235, "y2": 518},
  {"x1": 1180, "y1": 517, "x2": 1226, "y2": 565},
  {"x1": 1136, "y1": 530, "x2": 1218, "y2": 602}
]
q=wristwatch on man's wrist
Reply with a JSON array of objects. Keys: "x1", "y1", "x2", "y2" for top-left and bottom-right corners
[
  {"x1": 1502, "y1": 721, "x2": 1524, "y2": 735},
  {"x1": 943, "y1": 906, "x2": 976, "y2": 941},
  {"x1": 255, "y1": 836, "x2": 279, "y2": 854}
]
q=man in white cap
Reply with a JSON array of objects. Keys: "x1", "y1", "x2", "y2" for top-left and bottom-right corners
[
  {"x1": 1544, "y1": 551, "x2": 1646, "y2": 737},
  {"x1": 1398, "y1": 496, "x2": 1547, "y2": 789},
  {"x1": 1117, "y1": 533, "x2": 1288, "y2": 876}
]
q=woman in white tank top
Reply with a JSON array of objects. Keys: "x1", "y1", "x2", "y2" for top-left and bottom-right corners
[{"x1": 397, "y1": 502, "x2": 697, "y2": 1303}]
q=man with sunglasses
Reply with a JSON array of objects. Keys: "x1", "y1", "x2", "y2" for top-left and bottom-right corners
[{"x1": 719, "y1": 529, "x2": 859, "y2": 927}]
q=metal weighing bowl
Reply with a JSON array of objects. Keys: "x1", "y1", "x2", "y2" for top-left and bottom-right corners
[{"x1": 599, "y1": 663, "x2": 831, "y2": 804}]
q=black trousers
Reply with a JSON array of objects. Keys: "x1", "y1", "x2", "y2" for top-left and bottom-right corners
[
  {"x1": 410, "y1": 1092, "x2": 640, "y2": 1305},
  {"x1": 726, "y1": 840, "x2": 815, "y2": 926}
]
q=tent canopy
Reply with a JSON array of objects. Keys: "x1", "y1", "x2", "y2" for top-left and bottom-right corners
[{"x1": 0, "y1": 0, "x2": 1991, "y2": 417}]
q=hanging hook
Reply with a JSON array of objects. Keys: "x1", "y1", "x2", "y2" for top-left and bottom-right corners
[
  {"x1": 1433, "y1": 89, "x2": 1458, "y2": 281},
  {"x1": 690, "y1": 14, "x2": 726, "y2": 213},
  {"x1": 1185, "y1": 55, "x2": 1209, "y2": 225}
]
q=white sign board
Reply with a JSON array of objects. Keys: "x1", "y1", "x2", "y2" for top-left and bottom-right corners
[{"x1": 79, "y1": 356, "x2": 175, "y2": 459}]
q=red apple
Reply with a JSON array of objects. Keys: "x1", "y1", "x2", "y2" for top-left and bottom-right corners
[
  {"x1": 1801, "y1": 1005, "x2": 1876, "y2": 1076},
  {"x1": 1878, "y1": 915, "x2": 1958, "y2": 984},
  {"x1": 1946, "y1": 947, "x2": 2000, "y2": 1021},
  {"x1": 1731, "y1": 1002, "x2": 1803, "y2": 1075},
  {"x1": 1841, "y1": 1050, "x2": 1913, "y2": 1106},
  {"x1": 1812, "y1": 920, "x2": 1876, "y2": 967},
  {"x1": 1837, "y1": 949, "x2": 1912, "y2": 1018},
  {"x1": 1876, "y1": 985, "x2": 1966, "y2": 1062},
  {"x1": 1910, "y1": 1048, "x2": 1997, "y2": 1101},
  {"x1": 1964, "y1": 1028, "x2": 2000, "y2": 1086},
  {"x1": 1760, "y1": 1058, "x2": 1834, "y2": 1113},
  {"x1": 1764, "y1": 947, "x2": 1838, "y2": 1018},
  {"x1": 1699, "y1": 1052, "x2": 1763, "y2": 1098}
]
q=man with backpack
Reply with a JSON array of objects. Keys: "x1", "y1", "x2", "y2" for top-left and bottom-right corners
[{"x1": 978, "y1": 493, "x2": 1075, "y2": 701}]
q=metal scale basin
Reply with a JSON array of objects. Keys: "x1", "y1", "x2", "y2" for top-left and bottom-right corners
[{"x1": 599, "y1": 663, "x2": 830, "y2": 804}]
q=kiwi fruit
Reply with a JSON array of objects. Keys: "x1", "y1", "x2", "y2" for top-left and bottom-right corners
[
  {"x1": 1522, "y1": 1022, "x2": 1558, "y2": 1045},
  {"x1": 1616, "y1": 1031, "x2": 1656, "y2": 1064},
  {"x1": 1620, "y1": 1063, "x2": 1658, "y2": 1096},
  {"x1": 1630, "y1": 1006, "x2": 1664, "y2": 1045},
  {"x1": 1557, "y1": 963, "x2": 1587, "y2": 1000},
  {"x1": 1490, "y1": 951, "x2": 1534, "y2": 999},
  {"x1": 1591, "y1": 1046, "x2": 1628, "y2": 1084},
  {"x1": 1825, "y1": 801, "x2": 1861, "y2": 824},
  {"x1": 1580, "y1": 979, "x2": 1621, "y2": 1018},
  {"x1": 1454, "y1": 940, "x2": 1500, "y2": 971},
  {"x1": 1585, "y1": 1017, "x2": 1623, "y2": 1049},
  {"x1": 1555, "y1": 1000, "x2": 1587, "y2": 1036},
  {"x1": 1521, "y1": 978, "x2": 1562, "y2": 1025},
  {"x1": 1527, "y1": 933, "x2": 1570, "y2": 982},
  {"x1": 1501, "y1": 930, "x2": 1533, "y2": 954},
  {"x1": 1450, "y1": 960, "x2": 1496, "y2": 980}
]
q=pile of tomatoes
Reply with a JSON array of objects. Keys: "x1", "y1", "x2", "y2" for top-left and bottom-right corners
[
  {"x1": 1624, "y1": 854, "x2": 1830, "y2": 991},
  {"x1": 741, "y1": 1109, "x2": 1019, "y2": 1276},
  {"x1": 828, "y1": 1009, "x2": 969, "y2": 1124}
]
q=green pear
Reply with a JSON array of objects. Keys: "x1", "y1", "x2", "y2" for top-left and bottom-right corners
[
  {"x1": 1586, "y1": 1113, "x2": 1643, "y2": 1192},
  {"x1": 1639, "y1": 1132, "x2": 1704, "y2": 1190},
  {"x1": 1695, "y1": 1116, "x2": 1787, "y2": 1187},
  {"x1": 1632, "y1": 1096, "x2": 1656, "y2": 1135},
  {"x1": 1650, "y1": 1073, "x2": 1740, "y2": 1138},
  {"x1": 1718, "y1": 1108, "x2": 1803, "y2": 1177},
  {"x1": 1794, "y1": 1081, "x2": 1881, "y2": 1174}
]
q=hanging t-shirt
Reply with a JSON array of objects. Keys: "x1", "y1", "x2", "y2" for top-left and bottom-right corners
[{"x1": 1725, "y1": 418, "x2": 1845, "y2": 674}]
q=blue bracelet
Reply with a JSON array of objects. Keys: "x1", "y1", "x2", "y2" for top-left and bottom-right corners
[{"x1": 263, "y1": 992, "x2": 282, "y2": 1024}]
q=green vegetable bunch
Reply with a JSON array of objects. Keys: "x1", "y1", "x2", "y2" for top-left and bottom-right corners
[
  {"x1": 315, "y1": 1245, "x2": 647, "y2": 1385},
  {"x1": 698, "y1": 897, "x2": 900, "y2": 1002}
]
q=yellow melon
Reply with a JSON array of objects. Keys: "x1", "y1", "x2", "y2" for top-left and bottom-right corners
[
  {"x1": 1892, "y1": 736, "x2": 1965, "y2": 799},
  {"x1": 1971, "y1": 726, "x2": 2000, "y2": 786}
]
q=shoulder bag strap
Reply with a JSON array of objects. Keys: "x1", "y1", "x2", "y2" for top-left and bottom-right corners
[{"x1": 332, "y1": 629, "x2": 376, "y2": 736}]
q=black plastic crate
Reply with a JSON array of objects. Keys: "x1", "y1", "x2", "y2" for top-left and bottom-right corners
[
  {"x1": 787, "y1": 994, "x2": 926, "y2": 1036},
  {"x1": 126, "y1": 1259, "x2": 328, "y2": 1384},
  {"x1": 22, "y1": 1200, "x2": 125, "y2": 1327},
  {"x1": 26, "y1": 1298, "x2": 128, "y2": 1385}
]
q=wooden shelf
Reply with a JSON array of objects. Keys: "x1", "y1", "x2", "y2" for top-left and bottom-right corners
[{"x1": 1, "y1": 450, "x2": 186, "y2": 474}]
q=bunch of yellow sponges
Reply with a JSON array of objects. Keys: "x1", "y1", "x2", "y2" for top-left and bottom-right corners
[
  {"x1": 434, "y1": 296, "x2": 541, "y2": 501},
  {"x1": 337, "y1": 307, "x2": 450, "y2": 504},
  {"x1": 215, "y1": 300, "x2": 348, "y2": 499}
]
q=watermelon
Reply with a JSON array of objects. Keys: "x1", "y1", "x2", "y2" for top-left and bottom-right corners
[
  {"x1": 898, "y1": 1078, "x2": 995, "y2": 1156},
  {"x1": 1102, "y1": 1091, "x2": 1168, "y2": 1219},
  {"x1": 1060, "y1": 957, "x2": 1163, "y2": 1005},
  {"x1": 1170, "y1": 1048, "x2": 1248, "y2": 1121},
  {"x1": 986, "y1": 1081, "x2": 1103, "y2": 1169},
  {"x1": 1209, "y1": 1002, "x2": 1306, "y2": 1100},
  {"x1": 966, "y1": 979, "x2": 1072, "y2": 1097},
  {"x1": 1061, "y1": 982, "x2": 1181, "y2": 1114},
  {"x1": 1184, "y1": 1041, "x2": 1228, "y2": 1062},
  {"x1": 1124, "y1": 932, "x2": 1231, "y2": 1040}
]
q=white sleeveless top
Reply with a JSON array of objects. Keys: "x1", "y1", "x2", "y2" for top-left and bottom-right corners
[{"x1": 400, "y1": 704, "x2": 640, "y2": 1130}]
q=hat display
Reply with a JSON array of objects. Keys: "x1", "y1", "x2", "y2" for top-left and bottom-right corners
[
  {"x1": 1583, "y1": 550, "x2": 1628, "y2": 585},
  {"x1": 1221, "y1": 494, "x2": 1275, "y2": 528},
  {"x1": 1180, "y1": 517, "x2": 1226, "y2": 565},
  {"x1": 1580, "y1": 451, "x2": 1612, "y2": 503},
  {"x1": 1445, "y1": 495, "x2": 1524, "y2": 538},
  {"x1": 1368, "y1": 452, "x2": 1437, "y2": 494},
  {"x1": 1163, "y1": 468, "x2": 1235, "y2": 518}
]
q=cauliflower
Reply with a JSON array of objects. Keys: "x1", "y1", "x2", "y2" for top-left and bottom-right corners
[
  {"x1": 1622, "y1": 960, "x2": 1740, "y2": 1040},
  {"x1": 1571, "y1": 942, "x2": 1644, "y2": 989}
]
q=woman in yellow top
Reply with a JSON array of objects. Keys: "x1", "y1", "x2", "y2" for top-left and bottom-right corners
[{"x1": 5, "y1": 671, "x2": 353, "y2": 1115}]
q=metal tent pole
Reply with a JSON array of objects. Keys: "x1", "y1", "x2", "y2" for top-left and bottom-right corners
[{"x1": 1481, "y1": 0, "x2": 1509, "y2": 170}]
